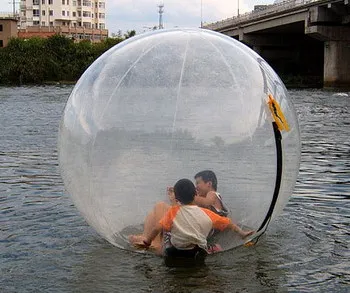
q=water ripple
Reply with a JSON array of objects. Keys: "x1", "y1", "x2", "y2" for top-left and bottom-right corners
[{"x1": 0, "y1": 87, "x2": 349, "y2": 292}]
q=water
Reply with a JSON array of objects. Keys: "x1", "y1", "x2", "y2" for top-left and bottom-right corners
[{"x1": 0, "y1": 86, "x2": 349, "y2": 292}]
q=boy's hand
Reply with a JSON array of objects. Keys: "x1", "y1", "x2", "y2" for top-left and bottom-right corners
[{"x1": 167, "y1": 186, "x2": 177, "y2": 205}]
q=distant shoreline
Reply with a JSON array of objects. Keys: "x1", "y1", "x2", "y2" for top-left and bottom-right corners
[{"x1": 0, "y1": 78, "x2": 324, "y2": 89}]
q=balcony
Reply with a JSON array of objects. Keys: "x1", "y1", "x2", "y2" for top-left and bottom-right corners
[{"x1": 55, "y1": 16, "x2": 70, "y2": 20}]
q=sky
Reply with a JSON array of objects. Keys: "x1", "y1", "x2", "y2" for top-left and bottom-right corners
[{"x1": 1, "y1": 0, "x2": 275, "y2": 35}]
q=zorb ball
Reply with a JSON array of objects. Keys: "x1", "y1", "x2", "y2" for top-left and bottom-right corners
[{"x1": 59, "y1": 28, "x2": 301, "y2": 251}]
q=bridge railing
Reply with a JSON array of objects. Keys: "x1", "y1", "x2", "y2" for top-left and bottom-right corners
[{"x1": 204, "y1": 0, "x2": 322, "y2": 30}]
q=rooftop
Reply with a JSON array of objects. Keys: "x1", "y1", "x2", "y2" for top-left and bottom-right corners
[{"x1": 0, "y1": 12, "x2": 20, "y2": 21}]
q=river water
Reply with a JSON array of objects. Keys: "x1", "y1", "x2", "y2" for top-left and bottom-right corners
[{"x1": 0, "y1": 86, "x2": 349, "y2": 293}]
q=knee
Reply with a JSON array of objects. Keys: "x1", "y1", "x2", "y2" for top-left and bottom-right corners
[{"x1": 154, "y1": 201, "x2": 169, "y2": 214}]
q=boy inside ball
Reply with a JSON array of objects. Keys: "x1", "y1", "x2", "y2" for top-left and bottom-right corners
[
  {"x1": 135, "y1": 178, "x2": 254, "y2": 256},
  {"x1": 129, "y1": 170, "x2": 230, "y2": 253}
]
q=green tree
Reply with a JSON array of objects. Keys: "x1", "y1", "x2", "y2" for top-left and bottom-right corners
[
  {"x1": 4, "y1": 37, "x2": 48, "y2": 84},
  {"x1": 44, "y1": 34, "x2": 76, "y2": 81},
  {"x1": 0, "y1": 31, "x2": 135, "y2": 85},
  {"x1": 124, "y1": 30, "x2": 136, "y2": 39}
]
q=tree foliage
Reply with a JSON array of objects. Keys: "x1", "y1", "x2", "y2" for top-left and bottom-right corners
[{"x1": 0, "y1": 34, "x2": 125, "y2": 85}]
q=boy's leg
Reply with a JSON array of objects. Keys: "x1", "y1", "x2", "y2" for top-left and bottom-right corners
[{"x1": 129, "y1": 201, "x2": 170, "y2": 252}]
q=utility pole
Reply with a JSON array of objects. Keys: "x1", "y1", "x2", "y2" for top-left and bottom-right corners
[
  {"x1": 158, "y1": 3, "x2": 164, "y2": 29},
  {"x1": 200, "y1": 0, "x2": 203, "y2": 28},
  {"x1": 8, "y1": 0, "x2": 18, "y2": 17},
  {"x1": 237, "y1": 0, "x2": 240, "y2": 17}
]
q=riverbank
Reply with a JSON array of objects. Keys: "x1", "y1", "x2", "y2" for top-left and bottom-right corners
[
  {"x1": 0, "y1": 35, "x2": 337, "y2": 89},
  {"x1": 282, "y1": 75, "x2": 323, "y2": 89}
]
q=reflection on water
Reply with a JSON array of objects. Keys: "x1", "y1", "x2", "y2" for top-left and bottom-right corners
[{"x1": 0, "y1": 86, "x2": 349, "y2": 292}]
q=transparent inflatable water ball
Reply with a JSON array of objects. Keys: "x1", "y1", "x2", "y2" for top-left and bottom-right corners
[{"x1": 59, "y1": 28, "x2": 301, "y2": 251}]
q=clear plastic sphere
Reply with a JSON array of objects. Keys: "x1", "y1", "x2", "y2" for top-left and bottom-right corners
[{"x1": 59, "y1": 28, "x2": 301, "y2": 251}]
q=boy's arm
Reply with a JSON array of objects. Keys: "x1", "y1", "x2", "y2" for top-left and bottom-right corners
[
  {"x1": 203, "y1": 208, "x2": 254, "y2": 239},
  {"x1": 194, "y1": 191, "x2": 216, "y2": 207}
]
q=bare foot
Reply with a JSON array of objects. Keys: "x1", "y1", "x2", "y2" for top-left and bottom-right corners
[
  {"x1": 207, "y1": 243, "x2": 223, "y2": 254},
  {"x1": 128, "y1": 234, "x2": 146, "y2": 246},
  {"x1": 129, "y1": 235, "x2": 163, "y2": 252},
  {"x1": 240, "y1": 230, "x2": 255, "y2": 239}
]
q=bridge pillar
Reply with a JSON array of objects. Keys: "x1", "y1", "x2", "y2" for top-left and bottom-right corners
[
  {"x1": 306, "y1": 25, "x2": 350, "y2": 88},
  {"x1": 324, "y1": 41, "x2": 350, "y2": 88}
]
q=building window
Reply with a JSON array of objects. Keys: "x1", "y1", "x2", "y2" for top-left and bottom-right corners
[
  {"x1": 33, "y1": 0, "x2": 40, "y2": 5},
  {"x1": 62, "y1": 11, "x2": 65, "y2": 16},
  {"x1": 77, "y1": 0, "x2": 81, "y2": 5},
  {"x1": 78, "y1": 21, "x2": 81, "y2": 26},
  {"x1": 63, "y1": 21, "x2": 66, "y2": 26},
  {"x1": 78, "y1": 11, "x2": 81, "y2": 17},
  {"x1": 41, "y1": 21, "x2": 45, "y2": 26},
  {"x1": 98, "y1": 13, "x2": 105, "y2": 19},
  {"x1": 67, "y1": 0, "x2": 69, "y2": 4},
  {"x1": 99, "y1": 2, "x2": 105, "y2": 8},
  {"x1": 91, "y1": 13, "x2": 93, "y2": 18},
  {"x1": 0, "y1": 40, "x2": 3, "y2": 47},
  {"x1": 49, "y1": 0, "x2": 53, "y2": 4},
  {"x1": 49, "y1": 10, "x2": 53, "y2": 16},
  {"x1": 82, "y1": 11, "x2": 91, "y2": 17},
  {"x1": 73, "y1": 0, "x2": 76, "y2": 5},
  {"x1": 33, "y1": 21, "x2": 40, "y2": 25},
  {"x1": 73, "y1": 22, "x2": 76, "y2": 27},
  {"x1": 67, "y1": 11, "x2": 69, "y2": 16},
  {"x1": 33, "y1": 9, "x2": 40, "y2": 16},
  {"x1": 99, "y1": 23, "x2": 105, "y2": 29},
  {"x1": 83, "y1": 22, "x2": 91, "y2": 28},
  {"x1": 73, "y1": 11, "x2": 76, "y2": 17},
  {"x1": 95, "y1": 2, "x2": 97, "y2": 8},
  {"x1": 42, "y1": 10, "x2": 45, "y2": 16},
  {"x1": 50, "y1": 21, "x2": 53, "y2": 26},
  {"x1": 42, "y1": 0, "x2": 45, "y2": 4},
  {"x1": 83, "y1": 0, "x2": 90, "y2": 6},
  {"x1": 0, "y1": 25, "x2": 2, "y2": 32},
  {"x1": 62, "y1": 0, "x2": 65, "y2": 4}
]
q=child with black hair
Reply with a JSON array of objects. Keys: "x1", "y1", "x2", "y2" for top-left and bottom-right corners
[
  {"x1": 136, "y1": 179, "x2": 253, "y2": 256},
  {"x1": 194, "y1": 170, "x2": 228, "y2": 217}
]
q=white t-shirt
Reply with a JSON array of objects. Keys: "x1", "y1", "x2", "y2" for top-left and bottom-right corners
[{"x1": 159, "y1": 205, "x2": 231, "y2": 250}]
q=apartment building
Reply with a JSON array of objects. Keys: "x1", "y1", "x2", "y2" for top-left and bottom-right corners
[{"x1": 19, "y1": 0, "x2": 107, "y2": 41}]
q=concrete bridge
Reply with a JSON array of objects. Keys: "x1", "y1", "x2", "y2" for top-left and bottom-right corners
[{"x1": 204, "y1": 0, "x2": 350, "y2": 88}]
